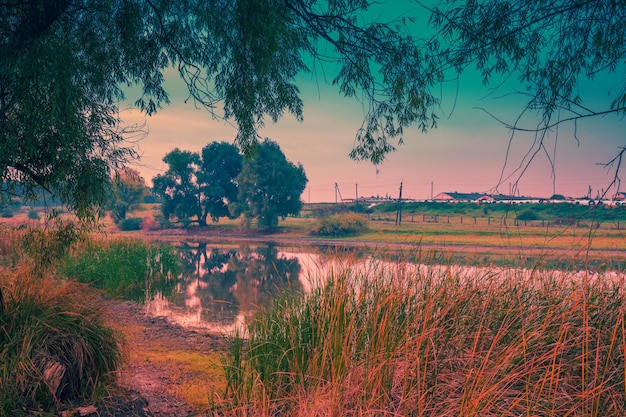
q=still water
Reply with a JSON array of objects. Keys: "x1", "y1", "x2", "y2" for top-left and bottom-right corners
[
  {"x1": 139, "y1": 241, "x2": 623, "y2": 336},
  {"x1": 143, "y1": 242, "x2": 358, "y2": 335}
]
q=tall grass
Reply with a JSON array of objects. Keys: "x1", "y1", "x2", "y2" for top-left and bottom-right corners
[
  {"x1": 0, "y1": 265, "x2": 122, "y2": 416},
  {"x1": 0, "y1": 229, "x2": 178, "y2": 415},
  {"x1": 59, "y1": 237, "x2": 180, "y2": 300},
  {"x1": 221, "y1": 254, "x2": 626, "y2": 416}
]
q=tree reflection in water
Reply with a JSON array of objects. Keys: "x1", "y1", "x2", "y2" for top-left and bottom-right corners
[{"x1": 144, "y1": 242, "x2": 303, "y2": 334}]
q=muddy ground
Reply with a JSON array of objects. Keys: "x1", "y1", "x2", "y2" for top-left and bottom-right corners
[{"x1": 98, "y1": 298, "x2": 227, "y2": 417}]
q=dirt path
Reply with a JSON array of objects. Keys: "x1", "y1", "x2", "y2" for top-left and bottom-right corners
[{"x1": 101, "y1": 298, "x2": 228, "y2": 417}]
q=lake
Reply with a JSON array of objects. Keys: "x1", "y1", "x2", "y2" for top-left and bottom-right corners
[{"x1": 137, "y1": 240, "x2": 624, "y2": 335}]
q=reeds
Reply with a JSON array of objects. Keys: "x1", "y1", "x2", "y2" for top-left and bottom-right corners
[
  {"x1": 59, "y1": 237, "x2": 180, "y2": 300},
  {"x1": 0, "y1": 229, "x2": 178, "y2": 415},
  {"x1": 221, "y1": 254, "x2": 626, "y2": 416},
  {"x1": 0, "y1": 264, "x2": 122, "y2": 416}
]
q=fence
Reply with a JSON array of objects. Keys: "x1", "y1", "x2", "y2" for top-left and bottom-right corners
[{"x1": 368, "y1": 214, "x2": 623, "y2": 230}]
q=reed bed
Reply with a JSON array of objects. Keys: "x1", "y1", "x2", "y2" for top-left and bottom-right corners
[
  {"x1": 221, "y1": 254, "x2": 626, "y2": 416},
  {"x1": 59, "y1": 237, "x2": 180, "y2": 300}
]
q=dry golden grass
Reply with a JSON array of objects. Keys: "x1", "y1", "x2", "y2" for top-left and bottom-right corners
[{"x1": 221, "y1": 254, "x2": 626, "y2": 416}]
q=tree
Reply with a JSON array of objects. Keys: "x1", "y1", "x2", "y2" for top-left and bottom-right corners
[
  {"x1": 232, "y1": 139, "x2": 307, "y2": 231},
  {"x1": 0, "y1": 0, "x2": 154, "y2": 220},
  {"x1": 1, "y1": 0, "x2": 441, "y2": 225},
  {"x1": 197, "y1": 142, "x2": 243, "y2": 223},
  {"x1": 107, "y1": 168, "x2": 150, "y2": 222},
  {"x1": 152, "y1": 142, "x2": 242, "y2": 226},
  {"x1": 422, "y1": 0, "x2": 626, "y2": 188},
  {"x1": 152, "y1": 149, "x2": 200, "y2": 226}
]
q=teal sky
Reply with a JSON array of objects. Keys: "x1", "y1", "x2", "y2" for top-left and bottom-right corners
[{"x1": 123, "y1": 3, "x2": 625, "y2": 203}]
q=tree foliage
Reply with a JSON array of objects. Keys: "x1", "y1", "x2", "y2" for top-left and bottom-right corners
[
  {"x1": 152, "y1": 142, "x2": 242, "y2": 226},
  {"x1": 2, "y1": 0, "x2": 624, "y2": 221},
  {"x1": 107, "y1": 168, "x2": 150, "y2": 222},
  {"x1": 1, "y1": 0, "x2": 442, "y2": 222},
  {"x1": 152, "y1": 148, "x2": 202, "y2": 226},
  {"x1": 233, "y1": 139, "x2": 308, "y2": 231},
  {"x1": 424, "y1": 0, "x2": 626, "y2": 185},
  {"x1": 0, "y1": 0, "x2": 157, "y2": 220},
  {"x1": 198, "y1": 142, "x2": 243, "y2": 223}
]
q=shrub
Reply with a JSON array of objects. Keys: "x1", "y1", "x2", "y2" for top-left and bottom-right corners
[
  {"x1": 0, "y1": 265, "x2": 122, "y2": 416},
  {"x1": 309, "y1": 213, "x2": 369, "y2": 236},
  {"x1": 26, "y1": 209, "x2": 40, "y2": 220},
  {"x1": 516, "y1": 209, "x2": 539, "y2": 221},
  {"x1": 117, "y1": 217, "x2": 142, "y2": 231}
]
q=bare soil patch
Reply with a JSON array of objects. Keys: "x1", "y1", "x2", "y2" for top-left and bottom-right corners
[{"x1": 98, "y1": 298, "x2": 228, "y2": 417}]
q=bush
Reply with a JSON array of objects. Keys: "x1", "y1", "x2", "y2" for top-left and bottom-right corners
[
  {"x1": 309, "y1": 213, "x2": 369, "y2": 236},
  {"x1": 0, "y1": 266, "x2": 122, "y2": 416},
  {"x1": 26, "y1": 209, "x2": 40, "y2": 220},
  {"x1": 117, "y1": 217, "x2": 142, "y2": 231},
  {"x1": 516, "y1": 209, "x2": 540, "y2": 221}
]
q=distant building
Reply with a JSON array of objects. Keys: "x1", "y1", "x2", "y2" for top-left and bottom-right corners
[
  {"x1": 432, "y1": 192, "x2": 487, "y2": 202},
  {"x1": 431, "y1": 192, "x2": 541, "y2": 204}
]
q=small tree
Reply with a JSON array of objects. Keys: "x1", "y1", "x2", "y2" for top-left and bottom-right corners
[
  {"x1": 232, "y1": 139, "x2": 307, "y2": 231},
  {"x1": 107, "y1": 168, "x2": 150, "y2": 222}
]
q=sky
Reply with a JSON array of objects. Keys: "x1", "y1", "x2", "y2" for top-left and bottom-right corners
[{"x1": 121, "y1": 3, "x2": 625, "y2": 203}]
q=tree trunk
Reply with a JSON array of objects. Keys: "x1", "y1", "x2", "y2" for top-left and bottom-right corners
[{"x1": 0, "y1": 287, "x2": 4, "y2": 315}]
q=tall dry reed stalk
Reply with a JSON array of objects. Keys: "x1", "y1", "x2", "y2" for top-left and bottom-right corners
[{"x1": 220, "y1": 252, "x2": 626, "y2": 416}]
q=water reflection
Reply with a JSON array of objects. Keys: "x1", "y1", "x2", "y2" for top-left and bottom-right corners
[
  {"x1": 145, "y1": 242, "x2": 303, "y2": 335},
  {"x1": 140, "y1": 241, "x2": 626, "y2": 335}
]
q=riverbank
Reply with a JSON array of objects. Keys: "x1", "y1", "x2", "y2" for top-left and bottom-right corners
[
  {"x1": 136, "y1": 216, "x2": 626, "y2": 269},
  {"x1": 101, "y1": 297, "x2": 227, "y2": 416}
]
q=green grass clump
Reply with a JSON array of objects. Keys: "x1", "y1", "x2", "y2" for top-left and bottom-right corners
[
  {"x1": 221, "y1": 255, "x2": 626, "y2": 416},
  {"x1": 0, "y1": 265, "x2": 122, "y2": 416},
  {"x1": 59, "y1": 237, "x2": 180, "y2": 300},
  {"x1": 309, "y1": 212, "x2": 369, "y2": 237}
]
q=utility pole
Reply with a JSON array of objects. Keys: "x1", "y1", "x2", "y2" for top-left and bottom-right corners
[
  {"x1": 395, "y1": 181, "x2": 403, "y2": 225},
  {"x1": 355, "y1": 182, "x2": 358, "y2": 207},
  {"x1": 335, "y1": 182, "x2": 343, "y2": 204}
]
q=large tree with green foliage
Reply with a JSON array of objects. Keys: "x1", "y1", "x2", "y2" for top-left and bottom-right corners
[
  {"x1": 198, "y1": 142, "x2": 243, "y2": 223},
  {"x1": 232, "y1": 139, "x2": 307, "y2": 231},
  {"x1": 152, "y1": 142, "x2": 242, "y2": 226},
  {"x1": 152, "y1": 148, "x2": 201, "y2": 226}
]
